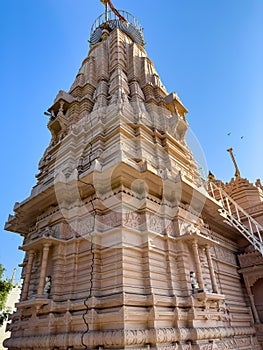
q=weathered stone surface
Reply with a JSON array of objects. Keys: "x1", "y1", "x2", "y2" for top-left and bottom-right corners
[{"x1": 4, "y1": 6, "x2": 263, "y2": 350}]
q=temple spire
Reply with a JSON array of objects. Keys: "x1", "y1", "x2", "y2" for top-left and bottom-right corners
[
  {"x1": 11, "y1": 267, "x2": 17, "y2": 286},
  {"x1": 227, "y1": 147, "x2": 241, "y2": 178}
]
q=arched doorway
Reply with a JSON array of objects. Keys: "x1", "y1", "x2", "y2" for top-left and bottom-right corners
[{"x1": 252, "y1": 278, "x2": 263, "y2": 323}]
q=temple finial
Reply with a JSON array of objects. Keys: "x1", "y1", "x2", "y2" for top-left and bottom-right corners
[
  {"x1": 208, "y1": 170, "x2": 215, "y2": 180},
  {"x1": 227, "y1": 148, "x2": 241, "y2": 178}
]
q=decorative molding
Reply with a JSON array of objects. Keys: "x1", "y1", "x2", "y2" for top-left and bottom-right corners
[
  {"x1": 4, "y1": 326, "x2": 257, "y2": 349},
  {"x1": 238, "y1": 250, "x2": 263, "y2": 268}
]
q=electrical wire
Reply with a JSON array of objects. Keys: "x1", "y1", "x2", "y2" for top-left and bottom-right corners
[
  {"x1": 79, "y1": 178, "x2": 97, "y2": 349},
  {"x1": 79, "y1": 93, "x2": 98, "y2": 348}
]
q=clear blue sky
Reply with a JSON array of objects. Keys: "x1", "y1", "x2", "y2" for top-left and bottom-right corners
[{"x1": 0, "y1": 0, "x2": 262, "y2": 281}]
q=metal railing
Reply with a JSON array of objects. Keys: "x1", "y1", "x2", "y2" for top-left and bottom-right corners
[
  {"x1": 90, "y1": 10, "x2": 143, "y2": 38},
  {"x1": 207, "y1": 181, "x2": 263, "y2": 255}
]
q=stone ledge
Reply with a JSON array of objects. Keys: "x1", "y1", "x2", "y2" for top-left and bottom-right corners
[
  {"x1": 192, "y1": 292, "x2": 225, "y2": 302},
  {"x1": 16, "y1": 297, "x2": 49, "y2": 311}
]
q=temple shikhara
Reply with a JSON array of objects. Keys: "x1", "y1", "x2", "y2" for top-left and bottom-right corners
[{"x1": 3, "y1": 1, "x2": 263, "y2": 349}]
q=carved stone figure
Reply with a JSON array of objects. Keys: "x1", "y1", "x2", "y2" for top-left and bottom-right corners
[
  {"x1": 43, "y1": 275, "x2": 51, "y2": 298},
  {"x1": 190, "y1": 271, "x2": 199, "y2": 293}
]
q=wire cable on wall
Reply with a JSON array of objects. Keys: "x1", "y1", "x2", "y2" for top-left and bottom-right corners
[
  {"x1": 78, "y1": 178, "x2": 97, "y2": 349},
  {"x1": 79, "y1": 100, "x2": 98, "y2": 348}
]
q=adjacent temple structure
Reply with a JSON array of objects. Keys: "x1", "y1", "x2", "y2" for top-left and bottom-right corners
[{"x1": 4, "y1": 2, "x2": 263, "y2": 349}]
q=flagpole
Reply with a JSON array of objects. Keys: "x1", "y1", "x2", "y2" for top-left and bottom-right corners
[{"x1": 105, "y1": 2, "x2": 108, "y2": 22}]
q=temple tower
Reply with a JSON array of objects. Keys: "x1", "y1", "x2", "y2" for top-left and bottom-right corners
[{"x1": 4, "y1": 3, "x2": 263, "y2": 350}]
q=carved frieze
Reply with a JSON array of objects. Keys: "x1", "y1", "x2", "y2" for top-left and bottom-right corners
[
  {"x1": 214, "y1": 246, "x2": 237, "y2": 266},
  {"x1": 147, "y1": 213, "x2": 164, "y2": 234},
  {"x1": 181, "y1": 345, "x2": 192, "y2": 350},
  {"x1": 77, "y1": 217, "x2": 95, "y2": 235},
  {"x1": 166, "y1": 219, "x2": 177, "y2": 236},
  {"x1": 101, "y1": 210, "x2": 122, "y2": 230},
  {"x1": 4, "y1": 326, "x2": 258, "y2": 349},
  {"x1": 123, "y1": 211, "x2": 144, "y2": 230}
]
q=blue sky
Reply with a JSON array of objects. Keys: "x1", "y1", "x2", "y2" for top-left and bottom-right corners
[{"x1": 0, "y1": 0, "x2": 262, "y2": 281}]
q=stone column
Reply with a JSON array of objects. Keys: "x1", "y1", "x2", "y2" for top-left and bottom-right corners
[
  {"x1": 37, "y1": 243, "x2": 51, "y2": 297},
  {"x1": 244, "y1": 278, "x2": 260, "y2": 323},
  {"x1": 192, "y1": 240, "x2": 204, "y2": 291},
  {"x1": 21, "y1": 250, "x2": 34, "y2": 300},
  {"x1": 205, "y1": 245, "x2": 218, "y2": 293},
  {"x1": 248, "y1": 293, "x2": 260, "y2": 323}
]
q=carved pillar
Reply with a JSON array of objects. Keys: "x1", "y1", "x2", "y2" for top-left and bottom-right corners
[
  {"x1": 244, "y1": 278, "x2": 260, "y2": 323},
  {"x1": 192, "y1": 240, "x2": 204, "y2": 291},
  {"x1": 21, "y1": 250, "x2": 34, "y2": 300},
  {"x1": 37, "y1": 243, "x2": 51, "y2": 297},
  {"x1": 205, "y1": 244, "x2": 218, "y2": 293}
]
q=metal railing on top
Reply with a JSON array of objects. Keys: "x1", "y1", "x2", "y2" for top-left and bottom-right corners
[{"x1": 90, "y1": 10, "x2": 143, "y2": 38}]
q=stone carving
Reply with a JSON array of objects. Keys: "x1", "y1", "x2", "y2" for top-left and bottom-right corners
[
  {"x1": 190, "y1": 271, "x2": 199, "y2": 292},
  {"x1": 78, "y1": 217, "x2": 95, "y2": 235},
  {"x1": 181, "y1": 343, "x2": 192, "y2": 350},
  {"x1": 199, "y1": 343, "x2": 215, "y2": 350},
  {"x1": 125, "y1": 329, "x2": 147, "y2": 345},
  {"x1": 157, "y1": 345, "x2": 179, "y2": 350},
  {"x1": 101, "y1": 210, "x2": 122, "y2": 230},
  {"x1": 43, "y1": 275, "x2": 52, "y2": 298},
  {"x1": 214, "y1": 246, "x2": 237, "y2": 266},
  {"x1": 40, "y1": 224, "x2": 59, "y2": 238},
  {"x1": 186, "y1": 223, "x2": 200, "y2": 235},
  {"x1": 147, "y1": 213, "x2": 164, "y2": 233},
  {"x1": 218, "y1": 301, "x2": 231, "y2": 321},
  {"x1": 4, "y1": 326, "x2": 258, "y2": 349},
  {"x1": 65, "y1": 221, "x2": 79, "y2": 238},
  {"x1": 123, "y1": 211, "x2": 143, "y2": 230},
  {"x1": 166, "y1": 219, "x2": 177, "y2": 236}
]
